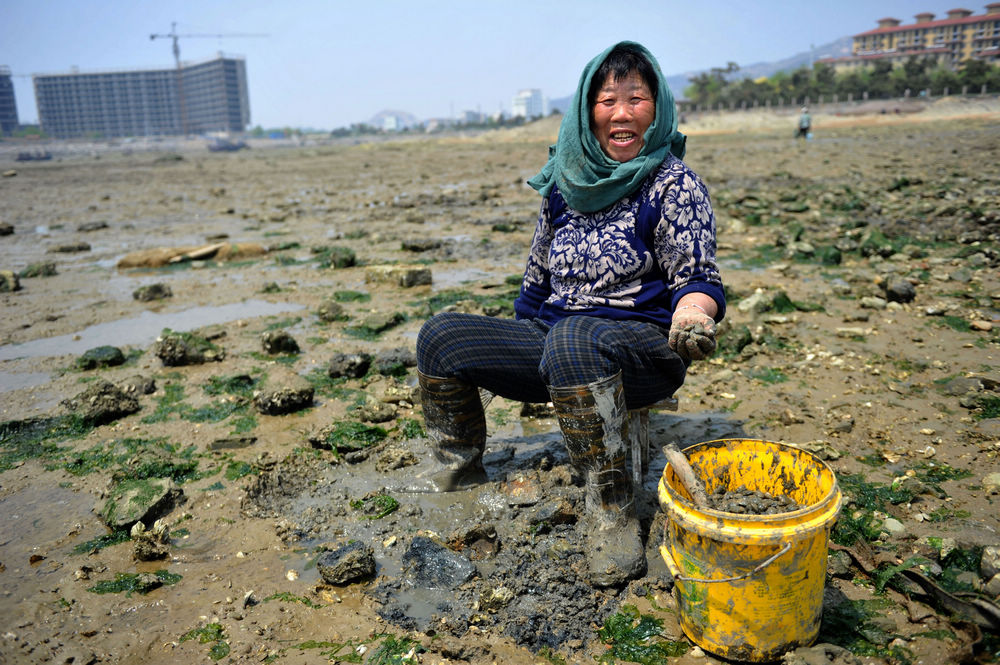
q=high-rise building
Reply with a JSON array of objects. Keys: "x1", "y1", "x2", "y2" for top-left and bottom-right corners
[
  {"x1": 33, "y1": 55, "x2": 249, "y2": 139},
  {"x1": 821, "y1": 3, "x2": 1000, "y2": 71},
  {"x1": 512, "y1": 89, "x2": 544, "y2": 119},
  {"x1": 0, "y1": 66, "x2": 18, "y2": 136}
]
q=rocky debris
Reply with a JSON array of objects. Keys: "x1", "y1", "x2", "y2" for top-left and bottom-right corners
[
  {"x1": 61, "y1": 380, "x2": 140, "y2": 425},
  {"x1": 77, "y1": 221, "x2": 109, "y2": 232},
  {"x1": 402, "y1": 534, "x2": 477, "y2": 589},
  {"x1": 781, "y1": 643, "x2": 863, "y2": 665},
  {"x1": 252, "y1": 370, "x2": 314, "y2": 415},
  {"x1": 328, "y1": 352, "x2": 373, "y2": 379},
  {"x1": 75, "y1": 345, "x2": 126, "y2": 370},
  {"x1": 119, "y1": 375, "x2": 156, "y2": 395},
  {"x1": 706, "y1": 487, "x2": 802, "y2": 514},
  {"x1": 316, "y1": 541, "x2": 376, "y2": 585},
  {"x1": 365, "y1": 264, "x2": 432, "y2": 288},
  {"x1": 47, "y1": 242, "x2": 91, "y2": 253},
  {"x1": 316, "y1": 300, "x2": 346, "y2": 322},
  {"x1": 98, "y1": 477, "x2": 183, "y2": 529},
  {"x1": 152, "y1": 330, "x2": 225, "y2": 365},
  {"x1": 19, "y1": 261, "x2": 57, "y2": 278},
  {"x1": 0, "y1": 221, "x2": 12, "y2": 235},
  {"x1": 131, "y1": 519, "x2": 170, "y2": 561},
  {"x1": 261, "y1": 330, "x2": 299, "y2": 354},
  {"x1": 0, "y1": 270, "x2": 21, "y2": 292},
  {"x1": 132, "y1": 283, "x2": 172, "y2": 301}
]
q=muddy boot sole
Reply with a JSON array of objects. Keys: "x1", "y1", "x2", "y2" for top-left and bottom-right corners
[{"x1": 585, "y1": 514, "x2": 646, "y2": 587}]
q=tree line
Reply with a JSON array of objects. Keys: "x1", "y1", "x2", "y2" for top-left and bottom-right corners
[{"x1": 684, "y1": 57, "x2": 1000, "y2": 108}]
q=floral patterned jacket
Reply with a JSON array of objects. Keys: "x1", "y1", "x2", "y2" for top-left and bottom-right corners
[{"x1": 514, "y1": 154, "x2": 725, "y2": 329}]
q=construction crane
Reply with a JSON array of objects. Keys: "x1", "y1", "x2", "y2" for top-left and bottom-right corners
[{"x1": 150, "y1": 22, "x2": 266, "y2": 136}]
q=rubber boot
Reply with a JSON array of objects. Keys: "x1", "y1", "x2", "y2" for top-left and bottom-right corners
[
  {"x1": 409, "y1": 370, "x2": 488, "y2": 492},
  {"x1": 548, "y1": 372, "x2": 646, "y2": 587}
]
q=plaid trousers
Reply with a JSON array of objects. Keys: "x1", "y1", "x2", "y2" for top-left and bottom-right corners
[{"x1": 415, "y1": 312, "x2": 687, "y2": 410}]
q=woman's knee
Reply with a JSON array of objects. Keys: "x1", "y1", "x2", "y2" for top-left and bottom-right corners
[
  {"x1": 539, "y1": 317, "x2": 615, "y2": 383},
  {"x1": 416, "y1": 312, "x2": 462, "y2": 373}
]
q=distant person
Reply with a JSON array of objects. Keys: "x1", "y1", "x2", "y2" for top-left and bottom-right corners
[
  {"x1": 797, "y1": 106, "x2": 812, "y2": 139},
  {"x1": 413, "y1": 41, "x2": 724, "y2": 586}
]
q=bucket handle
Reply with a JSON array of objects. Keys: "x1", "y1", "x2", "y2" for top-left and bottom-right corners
[{"x1": 665, "y1": 539, "x2": 793, "y2": 584}]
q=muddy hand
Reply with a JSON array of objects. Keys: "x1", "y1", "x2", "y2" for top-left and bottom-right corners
[{"x1": 669, "y1": 317, "x2": 717, "y2": 361}]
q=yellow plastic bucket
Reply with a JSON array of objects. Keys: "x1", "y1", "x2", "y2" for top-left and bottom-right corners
[{"x1": 657, "y1": 439, "x2": 842, "y2": 663}]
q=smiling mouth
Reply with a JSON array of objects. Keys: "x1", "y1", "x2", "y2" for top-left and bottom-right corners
[{"x1": 611, "y1": 131, "x2": 636, "y2": 143}]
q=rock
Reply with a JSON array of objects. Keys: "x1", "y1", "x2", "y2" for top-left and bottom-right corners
[
  {"x1": 47, "y1": 242, "x2": 91, "y2": 253},
  {"x1": 328, "y1": 352, "x2": 372, "y2": 379},
  {"x1": 99, "y1": 478, "x2": 183, "y2": 529},
  {"x1": 781, "y1": 642, "x2": 863, "y2": 665},
  {"x1": 860, "y1": 296, "x2": 887, "y2": 309},
  {"x1": 316, "y1": 300, "x2": 345, "y2": 322},
  {"x1": 479, "y1": 585, "x2": 516, "y2": 611},
  {"x1": 19, "y1": 261, "x2": 57, "y2": 278},
  {"x1": 132, "y1": 283, "x2": 172, "y2": 301},
  {"x1": 985, "y1": 473, "x2": 1000, "y2": 494},
  {"x1": 78, "y1": 221, "x2": 109, "y2": 232},
  {"x1": 313, "y1": 245, "x2": 356, "y2": 268},
  {"x1": 882, "y1": 517, "x2": 906, "y2": 536},
  {"x1": 401, "y1": 535, "x2": 477, "y2": 589},
  {"x1": 253, "y1": 370, "x2": 314, "y2": 415},
  {"x1": 76, "y1": 345, "x2": 126, "y2": 370},
  {"x1": 940, "y1": 377, "x2": 983, "y2": 396},
  {"x1": 981, "y1": 546, "x2": 1000, "y2": 579},
  {"x1": 827, "y1": 550, "x2": 853, "y2": 578},
  {"x1": 528, "y1": 497, "x2": 577, "y2": 527},
  {"x1": 375, "y1": 446, "x2": 418, "y2": 472},
  {"x1": 120, "y1": 375, "x2": 156, "y2": 395},
  {"x1": 737, "y1": 288, "x2": 771, "y2": 314},
  {"x1": 358, "y1": 397, "x2": 397, "y2": 423},
  {"x1": 0, "y1": 270, "x2": 21, "y2": 292},
  {"x1": 971, "y1": 419, "x2": 1000, "y2": 439},
  {"x1": 359, "y1": 311, "x2": 404, "y2": 334},
  {"x1": 316, "y1": 541, "x2": 376, "y2": 585},
  {"x1": 401, "y1": 238, "x2": 441, "y2": 252},
  {"x1": 502, "y1": 471, "x2": 543, "y2": 506},
  {"x1": 883, "y1": 278, "x2": 916, "y2": 303},
  {"x1": 261, "y1": 330, "x2": 299, "y2": 354},
  {"x1": 971, "y1": 320, "x2": 994, "y2": 332},
  {"x1": 131, "y1": 519, "x2": 170, "y2": 561},
  {"x1": 365, "y1": 264, "x2": 432, "y2": 288},
  {"x1": 1, "y1": 170, "x2": 15, "y2": 178},
  {"x1": 61, "y1": 380, "x2": 140, "y2": 425},
  {"x1": 0, "y1": 221, "x2": 13, "y2": 235},
  {"x1": 374, "y1": 347, "x2": 417, "y2": 375},
  {"x1": 152, "y1": 331, "x2": 225, "y2": 366},
  {"x1": 985, "y1": 574, "x2": 1000, "y2": 597}
]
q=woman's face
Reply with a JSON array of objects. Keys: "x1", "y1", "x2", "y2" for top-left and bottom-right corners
[{"x1": 591, "y1": 71, "x2": 655, "y2": 163}]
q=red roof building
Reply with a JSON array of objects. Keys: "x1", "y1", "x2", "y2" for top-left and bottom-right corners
[{"x1": 818, "y1": 4, "x2": 1000, "y2": 71}]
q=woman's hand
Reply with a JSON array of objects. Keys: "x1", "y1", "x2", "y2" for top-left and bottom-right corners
[{"x1": 669, "y1": 302, "x2": 717, "y2": 361}]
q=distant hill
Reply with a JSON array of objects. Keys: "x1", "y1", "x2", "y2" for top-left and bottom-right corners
[{"x1": 548, "y1": 36, "x2": 853, "y2": 108}]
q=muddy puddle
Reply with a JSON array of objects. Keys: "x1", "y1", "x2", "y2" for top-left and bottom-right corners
[
  {"x1": 0, "y1": 300, "x2": 304, "y2": 361},
  {"x1": 242, "y1": 409, "x2": 746, "y2": 652}
]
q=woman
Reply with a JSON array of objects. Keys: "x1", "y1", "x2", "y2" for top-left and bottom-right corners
[{"x1": 414, "y1": 41, "x2": 725, "y2": 587}]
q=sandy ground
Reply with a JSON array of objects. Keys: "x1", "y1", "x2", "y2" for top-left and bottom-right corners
[{"x1": 1, "y1": 96, "x2": 999, "y2": 665}]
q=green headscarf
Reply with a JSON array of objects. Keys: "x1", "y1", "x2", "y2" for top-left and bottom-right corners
[{"x1": 527, "y1": 41, "x2": 686, "y2": 213}]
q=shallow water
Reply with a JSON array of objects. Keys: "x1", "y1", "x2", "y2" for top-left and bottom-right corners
[{"x1": 0, "y1": 300, "x2": 305, "y2": 361}]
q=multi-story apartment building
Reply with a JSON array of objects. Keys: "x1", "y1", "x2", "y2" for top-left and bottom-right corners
[
  {"x1": 512, "y1": 89, "x2": 544, "y2": 119},
  {"x1": 0, "y1": 66, "x2": 19, "y2": 135},
  {"x1": 33, "y1": 55, "x2": 249, "y2": 139},
  {"x1": 821, "y1": 3, "x2": 1000, "y2": 71}
]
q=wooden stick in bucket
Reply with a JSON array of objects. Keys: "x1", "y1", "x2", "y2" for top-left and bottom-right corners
[{"x1": 663, "y1": 442, "x2": 709, "y2": 508}]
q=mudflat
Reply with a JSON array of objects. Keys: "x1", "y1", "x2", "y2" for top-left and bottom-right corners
[{"x1": 1, "y1": 99, "x2": 998, "y2": 665}]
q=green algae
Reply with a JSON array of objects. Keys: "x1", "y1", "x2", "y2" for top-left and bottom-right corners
[
  {"x1": 181, "y1": 622, "x2": 230, "y2": 661},
  {"x1": 88, "y1": 569, "x2": 182, "y2": 596},
  {"x1": 597, "y1": 604, "x2": 688, "y2": 664}
]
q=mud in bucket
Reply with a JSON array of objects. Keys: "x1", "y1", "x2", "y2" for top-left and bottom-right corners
[{"x1": 657, "y1": 439, "x2": 842, "y2": 663}]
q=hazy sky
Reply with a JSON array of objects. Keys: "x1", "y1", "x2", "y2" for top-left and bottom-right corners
[{"x1": 1, "y1": 0, "x2": 978, "y2": 129}]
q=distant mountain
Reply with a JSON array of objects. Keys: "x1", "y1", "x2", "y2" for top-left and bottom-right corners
[{"x1": 548, "y1": 36, "x2": 853, "y2": 108}]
